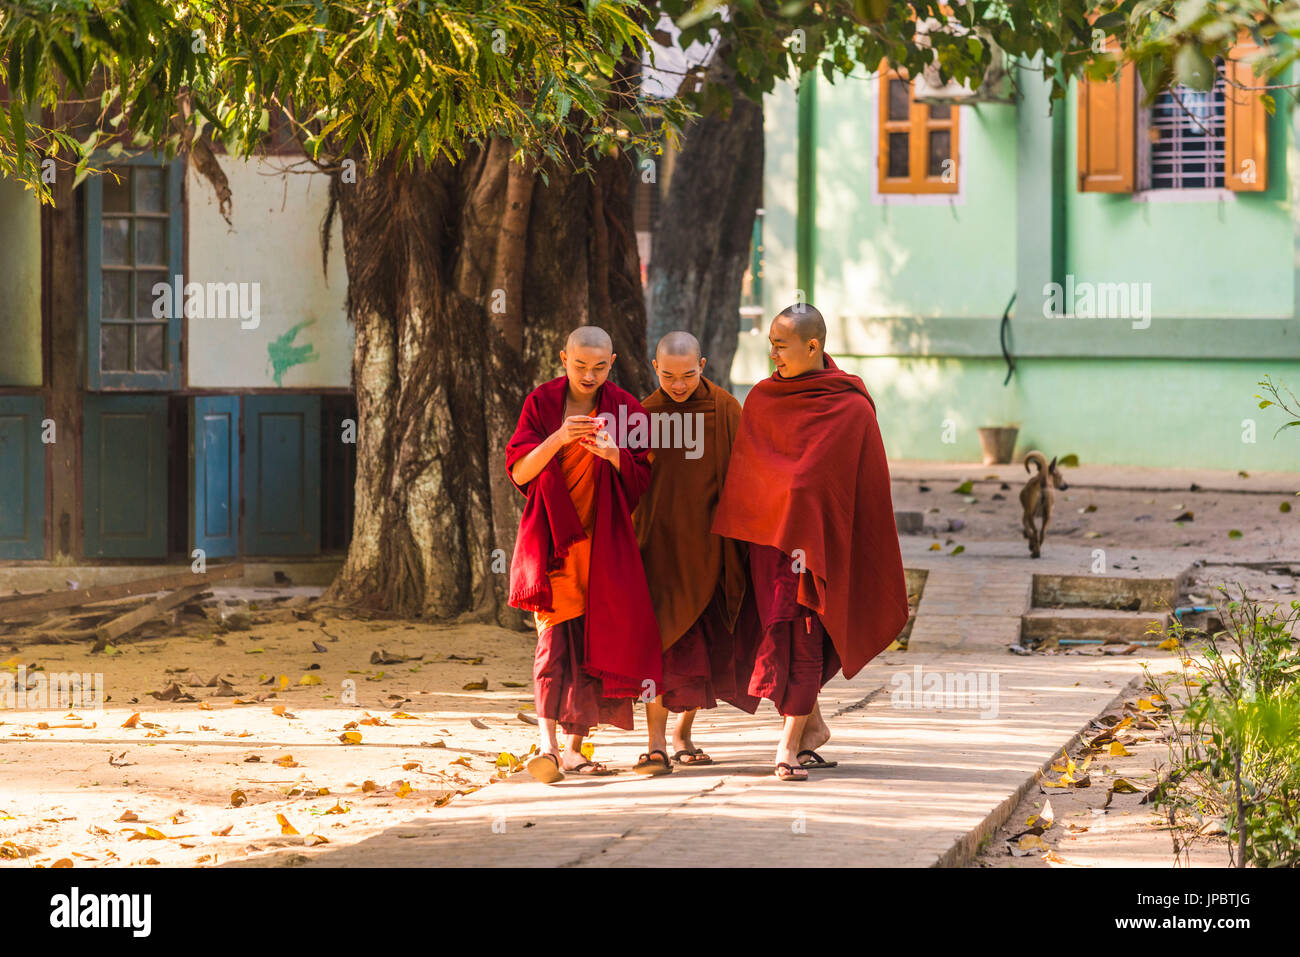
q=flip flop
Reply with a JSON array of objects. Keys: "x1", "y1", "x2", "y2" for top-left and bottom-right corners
[
  {"x1": 673, "y1": 748, "x2": 713, "y2": 766},
  {"x1": 797, "y1": 749, "x2": 839, "y2": 770},
  {"x1": 525, "y1": 751, "x2": 565, "y2": 784},
  {"x1": 564, "y1": 760, "x2": 616, "y2": 776},
  {"x1": 634, "y1": 750, "x2": 673, "y2": 776},
  {"x1": 774, "y1": 762, "x2": 808, "y2": 781}
]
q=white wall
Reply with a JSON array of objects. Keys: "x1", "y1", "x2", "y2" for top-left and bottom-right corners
[{"x1": 186, "y1": 155, "x2": 351, "y2": 388}]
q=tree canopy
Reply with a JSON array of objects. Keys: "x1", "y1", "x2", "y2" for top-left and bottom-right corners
[{"x1": 2, "y1": 1, "x2": 1294, "y2": 200}]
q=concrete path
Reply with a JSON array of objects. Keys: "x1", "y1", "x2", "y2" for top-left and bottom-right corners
[{"x1": 251, "y1": 652, "x2": 1167, "y2": 869}]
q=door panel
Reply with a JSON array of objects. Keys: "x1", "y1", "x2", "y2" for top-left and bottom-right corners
[
  {"x1": 244, "y1": 395, "x2": 321, "y2": 555},
  {"x1": 0, "y1": 396, "x2": 46, "y2": 559},
  {"x1": 83, "y1": 394, "x2": 167, "y2": 557},
  {"x1": 192, "y1": 396, "x2": 239, "y2": 558}
]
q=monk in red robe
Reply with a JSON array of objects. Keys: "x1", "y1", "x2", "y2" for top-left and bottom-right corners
[
  {"x1": 713, "y1": 304, "x2": 909, "y2": 781},
  {"x1": 506, "y1": 326, "x2": 663, "y2": 783},
  {"x1": 631, "y1": 332, "x2": 755, "y2": 775}
]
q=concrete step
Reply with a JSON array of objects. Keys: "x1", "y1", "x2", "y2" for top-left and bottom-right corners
[
  {"x1": 1031, "y1": 573, "x2": 1183, "y2": 612},
  {"x1": 1020, "y1": 607, "x2": 1171, "y2": 646}
]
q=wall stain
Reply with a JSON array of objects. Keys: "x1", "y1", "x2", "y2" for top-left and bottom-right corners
[{"x1": 266, "y1": 320, "x2": 320, "y2": 386}]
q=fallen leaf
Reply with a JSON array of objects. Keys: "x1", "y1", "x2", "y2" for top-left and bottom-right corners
[
  {"x1": 212, "y1": 824, "x2": 233, "y2": 836},
  {"x1": 339, "y1": 731, "x2": 362, "y2": 745},
  {"x1": 116, "y1": 810, "x2": 139, "y2": 822},
  {"x1": 276, "y1": 814, "x2": 298, "y2": 836},
  {"x1": 230, "y1": 790, "x2": 248, "y2": 807},
  {"x1": 121, "y1": 713, "x2": 141, "y2": 729},
  {"x1": 462, "y1": 678, "x2": 488, "y2": 691}
]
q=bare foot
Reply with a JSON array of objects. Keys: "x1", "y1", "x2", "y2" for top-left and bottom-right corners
[{"x1": 799, "y1": 708, "x2": 831, "y2": 756}]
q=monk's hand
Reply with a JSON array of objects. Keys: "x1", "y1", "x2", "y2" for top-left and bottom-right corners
[
  {"x1": 579, "y1": 427, "x2": 620, "y2": 467},
  {"x1": 555, "y1": 415, "x2": 600, "y2": 445}
]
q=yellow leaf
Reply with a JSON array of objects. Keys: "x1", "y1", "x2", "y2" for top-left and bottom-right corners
[
  {"x1": 449, "y1": 755, "x2": 471, "y2": 767},
  {"x1": 395, "y1": 781, "x2": 414, "y2": 798},
  {"x1": 580, "y1": 741, "x2": 595, "y2": 760},
  {"x1": 1136, "y1": 698, "x2": 1158, "y2": 712},
  {"x1": 325, "y1": 802, "x2": 349, "y2": 815},
  {"x1": 277, "y1": 813, "x2": 298, "y2": 835},
  {"x1": 1109, "y1": 741, "x2": 1132, "y2": 757},
  {"x1": 198, "y1": 702, "x2": 212, "y2": 711},
  {"x1": 391, "y1": 711, "x2": 416, "y2": 719},
  {"x1": 1018, "y1": 834, "x2": 1049, "y2": 851},
  {"x1": 299, "y1": 674, "x2": 322, "y2": 686},
  {"x1": 274, "y1": 754, "x2": 299, "y2": 768},
  {"x1": 278, "y1": 675, "x2": 289, "y2": 690},
  {"x1": 317, "y1": 788, "x2": 329, "y2": 796},
  {"x1": 272, "y1": 705, "x2": 288, "y2": 717},
  {"x1": 1157, "y1": 636, "x2": 1179, "y2": 651},
  {"x1": 305, "y1": 834, "x2": 329, "y2": 846},
  {"x1": 495, "y1": 752, "x2": 520, "y2": 770},
  {"x1": 122, "y1": 713, "x2": 141, "y2": 729},
  {"x1": 1111, "y1": 779, "x2": 1142, "y2": 793},
  {"x1": 339, "y1": 731, "x2": 362, "y2": 745}
]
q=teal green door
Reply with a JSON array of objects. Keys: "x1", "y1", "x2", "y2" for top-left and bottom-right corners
[
  {"x1": 244, "y1": 395, "x2": 321, "y2": 555},
  {"x1": 192, "y1": 396, "x2": 239, "y2": 558},
  {"x1": 83, "y1": 394, "x2": 168, "y2": 558},
  {"x1": 0, "y1": 397, "x2": 46, "y2": 559}
]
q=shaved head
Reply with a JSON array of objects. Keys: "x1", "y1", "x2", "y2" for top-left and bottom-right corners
[
  {"x1": 565, "y1": 325, "x2": 613, "y2": 353},
  {"x1": 776, "y1": 303, "x2": 826, "y2": 345},
  {"x1": 655, "y1": 331, "x2": 701, "y2": 361}
]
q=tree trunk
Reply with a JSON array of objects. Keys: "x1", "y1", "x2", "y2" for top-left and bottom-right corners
[
  {"x1": 646, "y1": 52, "x2": 765, "y2": 391},
  {"x1": 321, "y1": 141, "x2": 651, "y2": 626}
]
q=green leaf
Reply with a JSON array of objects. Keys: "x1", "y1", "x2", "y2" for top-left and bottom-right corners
[
  {"x1": 1057, "y1": 454, "x2": 1080, "y2": 467},
  {"x1": 1280, "y1": 502, "x2": 1291, "y2": 513},
  {"x1": 1228, "y1": 529, "x2": 1243, "y2": 539},
  {"x1": 1175, "y1": 44, "x2": 1215, "y2": 92},
  {"x1": 953, "y1": 481, "x2": 974, "y2": 494}
]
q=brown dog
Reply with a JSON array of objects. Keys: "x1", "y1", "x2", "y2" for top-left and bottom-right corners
[{"x1": 1020, "y1": 451, "x2": 1068, "y2": 558}]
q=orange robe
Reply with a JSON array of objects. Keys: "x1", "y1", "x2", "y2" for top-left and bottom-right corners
[{"x1": 533, "y1": 442, "x2": 597, "y2": 632}]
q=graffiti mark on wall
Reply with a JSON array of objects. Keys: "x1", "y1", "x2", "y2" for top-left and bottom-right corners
[{"x1": 267, "y1": 320, "x2": 320, "y2": 386}]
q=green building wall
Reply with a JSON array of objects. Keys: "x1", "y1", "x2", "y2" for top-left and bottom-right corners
[{"x1": 739, "y1": 62, "x2": 1300, "y2": 471}]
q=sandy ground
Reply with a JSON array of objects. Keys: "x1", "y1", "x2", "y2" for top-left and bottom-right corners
[
  {"x1": 971, "y1": 685, "x2": 1231, "y2": 869},
  {"x1": 1, "y1": 615, "x2": 554, "y2": 868},
  {"x1": 891, "y1": 476, "x2": 1300, "y2": 563}
]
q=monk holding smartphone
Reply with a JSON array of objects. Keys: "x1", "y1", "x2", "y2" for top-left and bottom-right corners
[{"x1": 506, "y1": 326, "x2": 662, "y2": 783}]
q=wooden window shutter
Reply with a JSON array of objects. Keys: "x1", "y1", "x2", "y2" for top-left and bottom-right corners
[
  {"x1": 1077, "y1": 58, "x2": 1137, "y2": 192},
  {"x1": 1224, "y1": 39, "x2": 1268, "y2": 191}
]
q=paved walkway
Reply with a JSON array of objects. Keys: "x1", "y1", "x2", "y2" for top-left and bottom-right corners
[{"x1": 243, "y1": 652, "x2": 1167, "y2": 868}]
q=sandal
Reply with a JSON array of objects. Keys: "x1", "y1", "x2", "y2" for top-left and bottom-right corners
[
  {"x1": 525, "y1": 751, "x2": 565, "y2": 784},
  {"x1": 673, "y1": 748, "x2": 713, "y2": 766},
  {"x1": 774, "y1": 762, "x2": 808, "y2": 781},
  {"x1": 797, "y1": 749, "x2": 838, "y2": 770},
  {"x1": 564, "y1": 759, "x2": 616, "y2": 776},
  {"x1": 634, "y1": 750, "x2": 673, "y2": 776}
]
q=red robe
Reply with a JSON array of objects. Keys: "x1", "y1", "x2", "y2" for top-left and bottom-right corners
[
  {"x1": 712, "y1": 355, "x2": 908, "y2": 678},
  {"x1": 506, "y1": 376, "x2": 663, "y2": 699}
]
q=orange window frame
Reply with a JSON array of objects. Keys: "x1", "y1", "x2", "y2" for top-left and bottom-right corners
[{"x1": 877, "y1": 64, "x2": 960, "y2": 194}]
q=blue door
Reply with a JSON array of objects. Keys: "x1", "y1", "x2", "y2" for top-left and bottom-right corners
[
  {"x1": 0, "y1": 396, "x2": 46, "y2": 559},
  {"x1": 243, "y1": 395, "x2": 321, "y2": 555},
  {"x1": 83, "y1": 394, "x2": 168, "y2": 558},
  {"x1": 192, "y1": 396, "x2": 239, "y2": 558}
]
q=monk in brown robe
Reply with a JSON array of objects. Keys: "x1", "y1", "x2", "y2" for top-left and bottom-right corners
[
  {"x1": 506, "y1": 326, "x2": 663, "y2": 783},
  {"x1": 713, "y1": 305, "x2": 910, "y2": 781},
  {"x1": 631, "y1": 332, "x2": 754, "y2": 775}
]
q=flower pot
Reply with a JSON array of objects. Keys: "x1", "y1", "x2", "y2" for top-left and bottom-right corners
[{"x1": 978, "y1": 426, "x2": 1019, "y2": 466}]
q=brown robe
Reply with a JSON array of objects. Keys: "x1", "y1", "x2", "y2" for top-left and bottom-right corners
[{"x1": 633, "y1": 377, "x2": 746, "y2": 649}]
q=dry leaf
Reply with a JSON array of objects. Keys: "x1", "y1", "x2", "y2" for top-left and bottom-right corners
[
  {"x1": 121, "y1": 713, "x2": 141, "y2": 729},
  {"x1": 276, "y1": 814, "x2": 298, "y2": 836},
  {"x1": 339, "y1": 731, "x2": 362, "y2": 745},
  {"x1": 230, "y1": 790, "x2": 247, "y2": 808}
]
